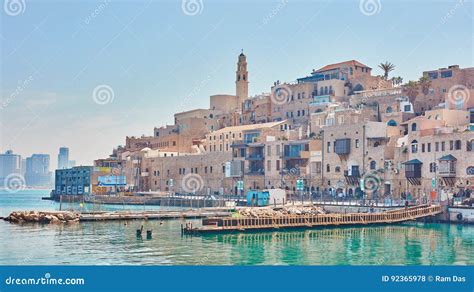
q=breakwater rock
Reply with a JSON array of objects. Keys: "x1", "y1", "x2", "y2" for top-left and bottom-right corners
[
  {"x1": 4, "y1": 211, "x2": 80, "y2": 224},
  {"x1": 237, "y1": 206, "x2": 328, "y2": 218}
]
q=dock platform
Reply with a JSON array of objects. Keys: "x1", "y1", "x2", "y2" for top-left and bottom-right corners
[{"x1": 183, "y1": 205, "x2": 443, "y2": 234}]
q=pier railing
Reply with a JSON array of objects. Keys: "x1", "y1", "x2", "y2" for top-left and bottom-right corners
[{"x1": 187, "y1": 205, "x2": 442, "y2": 233}]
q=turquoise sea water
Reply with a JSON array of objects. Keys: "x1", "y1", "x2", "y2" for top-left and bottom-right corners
[{"x1": 0, "y1": 190, "x2": 472, "y2": 265}]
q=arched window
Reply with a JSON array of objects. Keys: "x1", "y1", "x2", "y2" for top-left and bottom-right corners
[
  {"x1": 386, "y1": 106, "x2": 393, "y2": 113},
  {"x1": 370, "y1": 161, "x2": 376, "y2": 170},
  {"x1": 411, "y1": 123, "x2": 417, "y2": 132},
  {"x1": 326, "y1": 164, "x2": 331, "y2": 172},
  {"x1": 387, "y1": 119, "x2": 397, "y2": 126},
  {"x1": 411, "y1": 140, "x2": 418, "y2": 153}
]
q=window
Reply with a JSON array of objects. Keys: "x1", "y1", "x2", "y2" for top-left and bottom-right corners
[
  {"x1": 276, "y1": 145, "x2": 281, "y2": 156},
  {"x1": 411, "y1": 123, "x2": 417, "y2": 132},
  {"x1": 467, "y1": 140, "x2": 473, "y2": 152},
  {"x1": 441, "y1": 141, "x2": 445, "y2": 151},
  {"x1": 411, "y1": 140, "x2": 418, "y2": 153},
  {"x1": 450, "y1": 140, "x2": 454, "y2": 150},
  {"x1": 421, "y1": 143, "x2": 425, "y2": 153},
  {"x1": 427, "y1": 143, "x2": 431, "y2": 152},
  {"x1": 355, "y1": 139, "x2": 360, "y2": 148},
  {"x1": 387, "y1": 120, "x2": 397, "y2": 126},
  {"x1": 326, "y1": 164, "x2": 330, "y2": 172},
  {"x1": 429, "y1": 162, "x2": 437, "y2": 173},
  {"x1": 370, "y1": 161, "x2": 376, "y2": 170},
  {"x1": 404, "y1": 105, "x2": 411, "y2": 112},
  {"x1": 335, "y1": 166, "x2": 341, "y2": 172},
  {"x1": 455, "y1": 140, "x2": 461, "y2": 150},
  {"x1": 440, "y1": 70, "x2": 453, "y2": 78},
  {"x1": 276, "y1": 160, "x2": 280, "y2": 171},
  {"x1": 435, "y1": 142, "x2": 439, "y2": 152},
  {"x1": 267, "y1": 145, "x2": 271, "y2": 156},
  {"x1": 327, "y1": 142, "x2": 331, "y2": 153},
  {"x1": 386, "y1": 106, "x2": 393, "y2": 113},
  {"x1": 267, "y1": 160, "x2": 271, "y2": 171}
]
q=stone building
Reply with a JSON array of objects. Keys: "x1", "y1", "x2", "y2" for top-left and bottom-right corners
[{"x1": 395, "y1": 109, "x2": 473, "y2": 199}]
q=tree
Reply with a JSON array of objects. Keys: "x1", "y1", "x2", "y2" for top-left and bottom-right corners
[
  {"x1": 418, "y1": 76, "x2": 432, "y2": 95},
  {"x1": 378, "y1": 61, "x2": 396, "y2": 80},
  {"x1": 391, "y1": 76, "x2": 403, "y2": 87},
  {"x1": 403, "y1": 81, "x2": 419, "y2": 104}
]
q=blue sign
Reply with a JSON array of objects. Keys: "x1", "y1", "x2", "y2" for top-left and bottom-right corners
[
  {"x1": 98, "y1": 175, "x2": 126, "y2": 186},
  {"x1": 467, "y1": 166, "x2": 474, "y2": 176}
]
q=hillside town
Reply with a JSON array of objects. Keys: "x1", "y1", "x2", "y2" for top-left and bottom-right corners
[{"x1": 53, "y1": 53, "x2": 474, "y2": 203}]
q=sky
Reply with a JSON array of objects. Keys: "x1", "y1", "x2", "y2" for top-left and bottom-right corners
[{"x1": 1, "y1": 0, "x2": 473, "y2": 168}]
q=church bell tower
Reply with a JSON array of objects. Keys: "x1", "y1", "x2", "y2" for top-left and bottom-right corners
[{"x1": 236, "y1": 50, "x2": 249, "y2": 105}]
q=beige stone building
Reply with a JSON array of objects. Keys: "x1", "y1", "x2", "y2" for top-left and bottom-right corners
[
  {"x1": 411, "y1": 64, "x2": 474, "y2": 114},
  {"x1": 395, "y1": 109, "x2": 474, "y2": 199}
]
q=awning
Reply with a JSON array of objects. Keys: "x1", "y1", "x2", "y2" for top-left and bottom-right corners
[
  {"x1": 438, "y1": 154, "x2": 457, "y2": 161},
  {"x1": 403, "y1": 159, "x2": 423, "y2": 165}
]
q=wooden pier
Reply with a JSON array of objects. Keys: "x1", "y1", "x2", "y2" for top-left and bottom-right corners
[
  {"x1": 183, "y1": 205, "x2": 443, "y2": 234},
  {"x1": 79, "y1": 208, "x2": 233, "y2": 222}
]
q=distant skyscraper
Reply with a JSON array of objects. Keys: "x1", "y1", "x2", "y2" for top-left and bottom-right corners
[
  {"x1": 25, "y1": 154, "x2": 52, "y2": 187},
  {"x1": 0, "y1": 150, "x2": 22, "y2": 182},
  {"x1": 58, "y1": 147, "x2": 69, "y2": 169}
]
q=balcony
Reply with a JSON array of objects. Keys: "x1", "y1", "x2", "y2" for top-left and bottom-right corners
[
  {"x1": 334, "y1": 139, "x2": 351, "y2": 155},
  {"x1": 403, "y1": 159, "x2": 422, "y2": 182},
  {"x1": 344, "y1": 166, "x2": 360, "y2": 178},
  {"x1": 438, "y1": 155, "x2": 457, "y2": 177},
  {"x1": 246, "y1": 154, "x2": 264, "y2": 160}
]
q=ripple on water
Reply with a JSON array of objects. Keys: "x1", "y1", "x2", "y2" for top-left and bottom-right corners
[{"x1": 1, "y1": 219, "x2": 473, "y2": 265}]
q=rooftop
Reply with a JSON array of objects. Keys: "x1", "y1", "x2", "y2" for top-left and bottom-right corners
[
  {"x1": 210, "y1": 120, "x2": 286, "y2": 134},
  {"x1": 315, "y1": 60, "x2": 371, "y2": 73}
]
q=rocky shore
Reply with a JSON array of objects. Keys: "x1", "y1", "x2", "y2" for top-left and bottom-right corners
[
  {"x1": 237, "y1": 205, "x2": 328, "y2": 218},
  {"x1": 4, "y1": 211, "x2": 80, "y2": 224}
]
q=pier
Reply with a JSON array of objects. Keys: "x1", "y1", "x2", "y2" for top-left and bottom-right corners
[
  {"x1": 3, "y1": 208, "x2": 234, "y2": 224},
  {"x1": 183, "y1": 205, "x2": 443, "y2": 234}
]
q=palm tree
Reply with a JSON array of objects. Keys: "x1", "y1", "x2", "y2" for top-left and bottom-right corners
[
  {"x1": 418, "y1": 76, "x2": 432, "y2": 95},
  {"x1": 403, "y1": 81, "x2": 419, "y2": 104},
  {"x1": 378, "y1": 62, "x2": 396, "y2": 80},
  {"x1": 391, "y1": 76, "x2": 403, "y2": 87}
]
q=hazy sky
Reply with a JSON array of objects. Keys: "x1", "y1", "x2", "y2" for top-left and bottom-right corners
[{"x1": 1, "y1": 0, "x2": 472, "y2": 168}]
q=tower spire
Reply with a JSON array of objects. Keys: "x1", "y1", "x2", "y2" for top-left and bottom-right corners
[{"x1": 236, "y1": 51, "x2": 248, "y2": 107}]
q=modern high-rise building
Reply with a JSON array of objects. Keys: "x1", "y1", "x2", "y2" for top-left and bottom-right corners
[
  {"x1": 58, "y1": 147, "x2": 69, "y2": 169},
  {"x1": 25, "y1": 154, "x2": 52, "y2": 187},
  {"x1": 0, "y1": 150, "x2": 22, "y2": 182}
]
